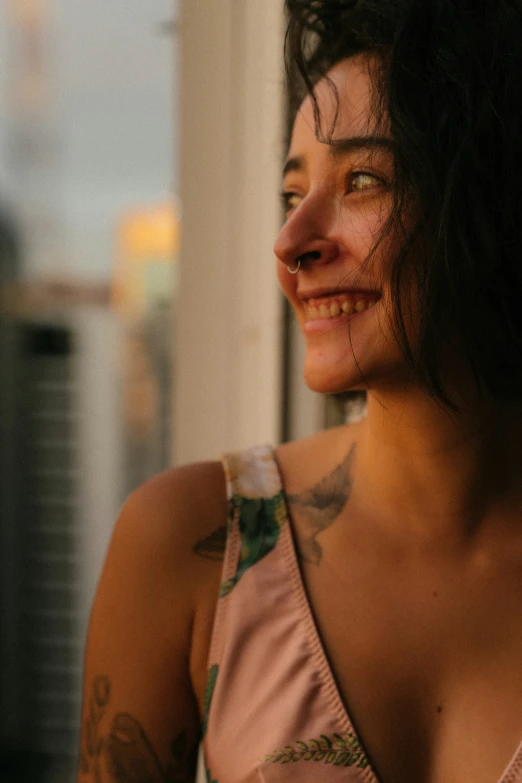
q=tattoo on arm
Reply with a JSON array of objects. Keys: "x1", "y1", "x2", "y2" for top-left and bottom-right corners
[
  {"x1": 286, "y1": 443, "x2": 357, "y2": 566},
  {"x1": 107, "y1": 717, "x2": 198, "y2": 783},
  {"x1": 193, "y1": 525, "x2": 227, "y2": 561},
  {"x1": 80, "y1": 676, "x2": 199, "y2": 783},
  {"x1": 80, "y1": 675, "x2": 111, "y2": 782}
]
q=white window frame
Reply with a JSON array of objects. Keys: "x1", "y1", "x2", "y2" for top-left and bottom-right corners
[{"x1": 174, "y1": 0, "x2": 285, "y2": 464}]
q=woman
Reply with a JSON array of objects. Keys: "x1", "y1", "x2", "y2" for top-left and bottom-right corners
[{"x1": 77, "y1": 1, "x2": 522, "y2": 782}]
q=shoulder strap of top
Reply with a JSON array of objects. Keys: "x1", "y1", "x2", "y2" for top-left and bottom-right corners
[
  {"x1": 207, "y1": 444, "x2": 288, "y2": 662},
  {"x1": 222, "y1": 443, "x2": 284, "y2": 501},
  {"x1": 220, "y1": 444, "x2": 288, "y2": 595}
]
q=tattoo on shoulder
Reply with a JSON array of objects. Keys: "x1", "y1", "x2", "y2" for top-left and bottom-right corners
[
  {"x1": 80, "y1": 675, "x2": 199, "y2": 783},
  {"x1": 286, "y1": 443, "x2": 357, "y2": 566},
  {"x1": 193, "y1": 525, "x2": 227, "y2": 561}
]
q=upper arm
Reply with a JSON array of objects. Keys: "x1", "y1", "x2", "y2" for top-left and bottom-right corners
[{"x1": 77, "y1": 462, "x2": 227, "y2": 783}]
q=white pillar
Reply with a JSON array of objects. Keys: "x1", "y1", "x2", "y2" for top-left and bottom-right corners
[{"x1": 174, "y1": 0, "x2": 285, "y2": 464}]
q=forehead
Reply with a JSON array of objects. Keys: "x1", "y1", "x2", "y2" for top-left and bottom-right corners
[{"x1": 291, "y1": 56, "x2": 378, "y2": 153}]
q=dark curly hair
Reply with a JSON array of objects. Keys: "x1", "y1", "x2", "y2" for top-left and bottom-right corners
[{"x1": 285, "y1": 0, "x2": 522, "y2": 411}]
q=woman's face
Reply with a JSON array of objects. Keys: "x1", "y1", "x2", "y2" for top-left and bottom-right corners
[{"x1": 275, "y1": 56, "x2": 412, "y2": 395}]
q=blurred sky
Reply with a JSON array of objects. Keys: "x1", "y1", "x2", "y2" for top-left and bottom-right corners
[{"x1": 0, "y1": 0, "x2": 179, "y2": 279}]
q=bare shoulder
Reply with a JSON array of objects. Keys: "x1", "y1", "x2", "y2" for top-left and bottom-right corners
[
  {"x1": 101, "y1": 459, "x2": 229, "y2": 622},
  {"x1": 116, "y1": 460, "x2": 228, "y2": 564}
]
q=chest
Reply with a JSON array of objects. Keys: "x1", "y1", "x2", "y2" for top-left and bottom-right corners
[{"x1": 300, "y1": 530, "x2": 522, "y2": 783}]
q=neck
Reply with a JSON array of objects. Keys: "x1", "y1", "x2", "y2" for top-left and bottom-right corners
[{"x1": 350, "y1": 384, "x2": 522, "y2": 540}]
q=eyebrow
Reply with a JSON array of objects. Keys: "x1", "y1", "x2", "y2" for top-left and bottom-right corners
[
  {"x1": 282, "y1": 136, "x2": 395, "y2": 178},
  {"x1": 282, "y1": 156, "x2": 306, "y2": 177}
]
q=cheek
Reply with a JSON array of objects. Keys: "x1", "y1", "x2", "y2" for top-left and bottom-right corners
[
  {"x1": 340, "y1": 207, "x2": 386, "y2": 263},
  {"x1": 345, "y1": 202, "x2": 398, "y2": 281}
]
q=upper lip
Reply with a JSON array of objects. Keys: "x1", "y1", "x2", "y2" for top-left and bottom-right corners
[{"x1": 297, "y1": 287, "x2": 382, "y2": 301}]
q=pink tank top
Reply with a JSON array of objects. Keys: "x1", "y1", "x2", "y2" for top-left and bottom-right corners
[{"x1": 201, "y1": 445, "x2": 522, "y2": 783}]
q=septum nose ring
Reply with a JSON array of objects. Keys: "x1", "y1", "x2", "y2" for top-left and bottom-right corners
[{"x1": 287, "y1": 256, "x2": 302, "y2": 275}]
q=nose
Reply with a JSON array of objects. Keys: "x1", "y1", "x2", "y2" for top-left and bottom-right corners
[{"x1": 273, "y1": 201, "x2": 341, "y2": 271}]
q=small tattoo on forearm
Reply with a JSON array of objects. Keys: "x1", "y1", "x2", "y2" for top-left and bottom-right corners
[
  {"x1": 193, "y1": 525, "x2": 227, "y2": 561},
  {"x1": 287, "y1": 443, "x2": 357, "y2": 565},
  {"x1": 107, "y1": 716, "x2": 197, "y2": 783},
  {"x1": 80, "y1": 676, "x2": 111, "y2": 782},
  {"x1": 80, "y1": 675, "x2": 199, "y2": 783}
]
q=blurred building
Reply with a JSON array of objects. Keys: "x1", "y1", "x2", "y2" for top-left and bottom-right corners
[
  {"x1": 0, "y1": 1, "x2": 177, "y2": 781},
  {"x1": 0, "y1": 200, "x2": 177, "y2": 779},
  {"x1": 0, "y1": 276, "x2": 122, "y2": 783}
]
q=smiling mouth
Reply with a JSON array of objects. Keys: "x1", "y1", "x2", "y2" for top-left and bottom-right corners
[{"x1": 305, "y1": 292, "x2": 380, "y2": 321}]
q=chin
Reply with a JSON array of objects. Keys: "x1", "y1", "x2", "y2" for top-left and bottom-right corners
[
  {"x1": 303, "y1": 360, "x2": 366, "y2": 396},
  {"x1": 300, "y1": 320, "x2": 406, "y2": 395}
]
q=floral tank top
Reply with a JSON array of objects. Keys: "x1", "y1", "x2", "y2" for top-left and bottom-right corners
[{"x1": 200, "y1": 445, "x2": 522, "y2": 783}]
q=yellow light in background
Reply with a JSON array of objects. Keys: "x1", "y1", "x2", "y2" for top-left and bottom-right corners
[
  {"x1": 119, "y1": 202, "x2": 179, "y2": 260},
  {"x1": 113, "y1": 200, "x2": 180, "y2": 317}
]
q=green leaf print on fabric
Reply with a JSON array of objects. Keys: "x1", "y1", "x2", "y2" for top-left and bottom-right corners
[
  {"x1": 202, "y1": 748, "x2": 219, "y2": 783},
  {"x1": 262, "y1": 733, "x2": 370, "y2": 768},
  {"x1": 220, "y1": 492, "x2": 286, "y2": 598},
  {"x1": 201, "y1": 665, "x2": 219, "y2": 739}
]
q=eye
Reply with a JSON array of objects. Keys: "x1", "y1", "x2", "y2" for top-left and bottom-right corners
[
  {"x1": 280, "y1": 190, "x2": 302, "y2": 216},
  {"x1": 348, "y1": 171, "x2": 385, "y2": 194}
]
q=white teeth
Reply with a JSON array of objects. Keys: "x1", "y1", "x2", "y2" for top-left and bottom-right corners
[{"x1": 307, "y1": 296, "x2": 378, "y2": 320}]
